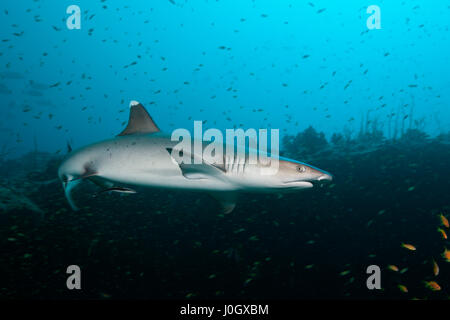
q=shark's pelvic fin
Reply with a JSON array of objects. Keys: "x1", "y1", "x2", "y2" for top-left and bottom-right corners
[
  {"x1": 209, "y1": 192, "x2": 237, "y2": 214},
  {"x1": 118, "y1": 100, "x2": 160, "y2": 136}
]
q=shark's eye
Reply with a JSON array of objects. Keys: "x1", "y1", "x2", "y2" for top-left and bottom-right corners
[{"x1": 297, "y1": 166, "x2": 306, "y2": 173}]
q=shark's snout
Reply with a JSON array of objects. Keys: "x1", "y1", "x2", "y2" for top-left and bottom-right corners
[{"x1": 317, "y1": 173, "x2": 333, "y2": 182}]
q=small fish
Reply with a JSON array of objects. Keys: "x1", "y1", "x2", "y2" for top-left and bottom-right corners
[
  {"x1": 344, "y1": 80, "x2": 352, "y2": 90},
  {"x1": 424, "y1": 281, "x2": 441, "y2": 291},
  {"x1": 442, "y1": 248, "x2": 450, "y2": 262},
  {"x1": 438, "y1": 228, "x2": 448, "y2": 240},
  {"x1": 398, "y1": 285, "x2": 408, "y2": 293},
  {"x1": 439, "y1": 214, "x2": 449, "y2": 228},
  {"x1": 387, "y1": 265, "x2": 399, "y2": 272},
  {"x1": 401, "y1": 243, "x2": 416, "y2": 251},
  {"x1": 432, "y1": 260, "x2": 439, "y2": 276}
]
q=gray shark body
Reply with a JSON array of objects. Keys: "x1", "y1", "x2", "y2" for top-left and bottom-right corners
[{"x1": 58, "y1": 101, "x2": 332, "y2": 213}]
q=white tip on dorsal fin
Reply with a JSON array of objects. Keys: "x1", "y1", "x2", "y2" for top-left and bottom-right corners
[{"x1": 118, "y1": 100, "x2": 160, "y2": 136}]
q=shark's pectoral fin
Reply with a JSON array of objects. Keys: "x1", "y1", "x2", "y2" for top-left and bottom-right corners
[
  {"x1": 178, "y1": 163, "x2": 224, "y2": 180},
  {"x1": 166, "y1": 148, "x2": 226, "y2": 180},
  {"x1": 209, "y1": 192, "x2": 237, "y2": 214}
]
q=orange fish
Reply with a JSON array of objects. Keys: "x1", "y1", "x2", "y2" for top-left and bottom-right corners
[
  {"x1": 438, "y1": 228, "x2": 448, "y2": 240},
  {"x1": 424, "y1": 281, "x2": 441, "y2": 291},
  {"x1": 388, "y1": 265, "x2": 399, "y2": 272},
  {"x1": 442, "y1": 248, "x2": 450, "y2": 262},
  {"x1": 440, "y1": 214, "x2": 449, "y2": 228},
  {"x1": 398, "y1": 285, "x2": 408, "y2": 293},
  {"x1": 401, "y1": 243, "x2": 416, "y2": 251},
  {"x1": 432, "y1": 260, "x2": 439, "y2": 276}
]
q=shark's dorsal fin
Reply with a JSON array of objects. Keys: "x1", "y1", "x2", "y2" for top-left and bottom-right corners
[{"x1": 118, "y1": 100, "x2": 160, "y2": 136}]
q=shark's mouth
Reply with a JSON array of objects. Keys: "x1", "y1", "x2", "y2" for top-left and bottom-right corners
[{"x1": 282, "y1": 181, "x2": 314, "y2": 188}]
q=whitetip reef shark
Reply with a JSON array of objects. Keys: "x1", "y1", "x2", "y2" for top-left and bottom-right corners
[{"x1": 58, "y1": 100, "x2": 333, "y2": 213}]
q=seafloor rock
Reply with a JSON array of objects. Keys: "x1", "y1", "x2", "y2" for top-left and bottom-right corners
[{"x1": 0, "y1": 185, "x2": 43, "y2": 215}]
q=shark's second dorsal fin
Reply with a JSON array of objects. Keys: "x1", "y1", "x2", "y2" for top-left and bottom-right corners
[{"x1": 118, "y1": 100, "x2": 160, "y2": 136}]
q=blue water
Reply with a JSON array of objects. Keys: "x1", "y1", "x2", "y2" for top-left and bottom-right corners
[{"x1": 0, "y1": 1, "x2": 449, "y2": 158}]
